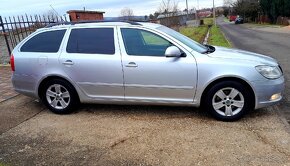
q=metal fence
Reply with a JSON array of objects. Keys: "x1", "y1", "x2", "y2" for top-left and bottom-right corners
[{"x1": 0, "y1": 14, "x2": 66, "y2": 63}]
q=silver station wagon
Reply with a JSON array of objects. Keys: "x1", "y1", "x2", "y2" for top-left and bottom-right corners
[{"x1": 11, "y1": 21, "x2": 285, "y2": 121}]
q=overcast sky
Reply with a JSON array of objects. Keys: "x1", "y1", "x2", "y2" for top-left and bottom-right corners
[{"x1": 0, "y1": 0, "x2": 224, "y2": 17}]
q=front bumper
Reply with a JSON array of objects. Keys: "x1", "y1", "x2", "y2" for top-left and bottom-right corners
[{"x1": 251, "y1": 76, "x2": 285, "y2": 109}]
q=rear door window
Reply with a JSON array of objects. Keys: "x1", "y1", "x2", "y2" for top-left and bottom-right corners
[
  {"x1": 66, "y1": 28, "x2": 115, "y2": 54},
  {"x1": 21, "y1": 30, "x2": 66, "y2": 52}
]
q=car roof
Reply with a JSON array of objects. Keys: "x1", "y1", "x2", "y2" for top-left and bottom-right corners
[{"x1": 38, "y1": 21, "x2": 162, "y2": 32}]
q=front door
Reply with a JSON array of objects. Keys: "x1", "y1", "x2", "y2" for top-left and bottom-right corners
[{"x1": 118, "y1": 27, "x2": 197, "y2": 104}]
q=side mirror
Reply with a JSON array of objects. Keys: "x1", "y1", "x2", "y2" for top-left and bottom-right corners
[{"x1": 165, "y1": 46, "x2": 182, "y2": 57}]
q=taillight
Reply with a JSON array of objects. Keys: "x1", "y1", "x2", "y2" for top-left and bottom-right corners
[{"x1": 10, "y1": 54, "x2": 15, "y2": 71}]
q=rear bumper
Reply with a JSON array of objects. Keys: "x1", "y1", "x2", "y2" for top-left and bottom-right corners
[
  {"x1": 251, "y1": 76, "x2": 285, "y2": 109},
  {"x1": 12, "y1": 73, "x2": 38, "y2": 98}
]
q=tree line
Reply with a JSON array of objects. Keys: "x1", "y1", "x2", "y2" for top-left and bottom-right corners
[
  {"x1": 260, "y1": 0, "x2": 290, "y2": 22},
  {"x1": 224, "y1": 0, "x2": 290, "y2": 23}
]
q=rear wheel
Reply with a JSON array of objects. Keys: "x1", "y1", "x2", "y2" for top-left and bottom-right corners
[
  {"x1": 203, "y1": 81, "x2": 254, "y2": 121},
  {"x1": 40, "y1": 79, "x2": 79, "y2": 114}
]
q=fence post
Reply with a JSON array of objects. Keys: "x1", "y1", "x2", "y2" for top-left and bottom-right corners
[{"x1": 0, "y1": 16, "x2": 11, "y2": 55}]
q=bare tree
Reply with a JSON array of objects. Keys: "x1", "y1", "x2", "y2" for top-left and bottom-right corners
[
  {"x1": 158, "y1": 0, "x2": 179, "y2": 26},
  {"x1": 158, "y1": 0, "x2": 179, "y2": 15},
  {"x1": 120, "y1": 7, "x2": 134, "y2": 21},
  {"x1": 223, "y1": 0, "x2": 236, "y2": 7},
  {"x1": 223, "y1": 0, "x2": 236, "y2": 17}
]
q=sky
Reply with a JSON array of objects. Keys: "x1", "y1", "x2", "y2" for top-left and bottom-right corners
[{"x1": 0, "y1": 0, "x2": 224, "y2": 18}]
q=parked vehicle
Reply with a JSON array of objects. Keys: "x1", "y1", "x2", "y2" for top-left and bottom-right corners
[
  {"x1": 11, "y1": 21, "x2": 284, "y2": 121},
  {"x1": 235, "y1": 17, "x2": 244, "y2": 24},
  {"x1": 229, "y1": 15, "x2": 237, "y2": 22}
]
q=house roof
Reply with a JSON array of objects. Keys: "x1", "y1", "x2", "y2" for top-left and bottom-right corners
[{"x1": 67, "y1": 10, "x2": 105, "y2": 14}]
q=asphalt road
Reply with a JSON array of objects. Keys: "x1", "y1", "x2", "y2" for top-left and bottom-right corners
[{"x1": 218, "y1": 18, "x2": 290, "y2": 124}]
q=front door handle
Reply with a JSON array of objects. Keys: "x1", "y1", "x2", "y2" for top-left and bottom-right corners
[
  {"x1": 125, "y1": 62, "x2": 138, "y2": 68},
  {"x1": 62, "y1": 60, "x2": 74, "y2": 66}
]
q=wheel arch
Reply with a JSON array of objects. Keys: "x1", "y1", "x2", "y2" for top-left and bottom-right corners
[
  {"x1": 37, "y1": 75, "x2": 80, "y2": 102},
  {"x1": 200, "y1": 77, "x2": 256, "y2": 108}
]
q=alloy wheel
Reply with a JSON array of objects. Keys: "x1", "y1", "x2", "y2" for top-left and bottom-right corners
[
  {"x1": 212, "y1": 87, "x2": 245, "y2": 116},
  {"x1": 46, "y1": 84, "x2": 71, "y2": 110}
]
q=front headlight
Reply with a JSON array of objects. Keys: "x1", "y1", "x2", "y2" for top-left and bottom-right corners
[{"x1": 255, "y1": 65, "x2": 282, "y2": 79}]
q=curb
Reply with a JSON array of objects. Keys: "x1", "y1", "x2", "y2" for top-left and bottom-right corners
[
  {"x1": 203, "y1": 27, "x2": 211, "y2": 45},
  {"x1": 218, "y1": 25, "x2": 234, "y2": 48},
  {"x1": 220, "y1": 29, "x2": 233, "y2": 48},
  {"x1": 203, "y1": 25, "x2": 233, "y2": 48}
]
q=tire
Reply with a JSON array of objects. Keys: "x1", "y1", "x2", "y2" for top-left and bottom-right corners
[
  {"x1": 203, "y1": 81, "x2": 254, "y2": 121},
  {"x1": 40, "y1": 78, "x2": 79, "y2": 114}
]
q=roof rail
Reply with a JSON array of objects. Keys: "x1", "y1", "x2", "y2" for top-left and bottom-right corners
[{"x1": 45, "y1": 20, "x2": 144, "y2": 28}]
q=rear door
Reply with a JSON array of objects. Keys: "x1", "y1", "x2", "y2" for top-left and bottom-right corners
[{"x1": 59, "y1": 26, "x2": 124, "y2": 101}]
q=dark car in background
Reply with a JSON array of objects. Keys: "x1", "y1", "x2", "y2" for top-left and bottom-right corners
[{"x1": 235, "y1": 17, "x2": 244, "y2": 24}]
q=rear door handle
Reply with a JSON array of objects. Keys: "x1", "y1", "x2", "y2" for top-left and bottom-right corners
[
  {"x1": 125, "y1": 62, "x2": 138, "y2": 68},
  {"x1": 62, "y1": 60, "x2": 74, "y2": 66}
]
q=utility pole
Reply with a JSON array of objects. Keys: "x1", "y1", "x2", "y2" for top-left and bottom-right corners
[
  {"x1": 186, "y1": 0, "x2": 189, "y2": 20},
  {"x1": 213, "y1": 0, "x2": 216, "y2": 26}
]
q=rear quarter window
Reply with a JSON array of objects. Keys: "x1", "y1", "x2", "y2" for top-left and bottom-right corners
[
  {"x1": 66, "y1": 28, "x2": 115, "y2": 54},
  {"x1": 20, "y1": 30, "x2": 66, "y2": 53}
]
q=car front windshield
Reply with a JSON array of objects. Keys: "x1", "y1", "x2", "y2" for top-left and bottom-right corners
[{"x1": 157, "y1": 25, "x2": 207, "y2": 53}]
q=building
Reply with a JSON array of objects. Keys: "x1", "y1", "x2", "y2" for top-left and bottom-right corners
[
  {"x1": 67, "y1": 10, "x2": 105, "y2": 21},
  {"x1": 157, "y1": 9, "x2": 197, "y2": 27},
  {"x1": 197, "y1": 10, "x2": 212, "y2": 18}
]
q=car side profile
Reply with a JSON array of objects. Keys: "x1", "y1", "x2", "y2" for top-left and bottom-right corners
[{"x1": 11, "y1": 21, "x2": 284, "y2": 121}]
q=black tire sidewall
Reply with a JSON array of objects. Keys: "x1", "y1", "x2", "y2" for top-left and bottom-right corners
[
  {"x1": 41, "y1": 79, "x2": 78, "y2": 114},
  {"x1": 204, "y1": 81, "x2": 254, "y2": 121}
]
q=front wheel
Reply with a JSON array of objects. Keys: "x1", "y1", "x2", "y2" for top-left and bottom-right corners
[
  {"x1": 203, "y1": 81, "x2": 254, "y2": 121},
  {"x1": 40, "y1": 79, "x2": 79, "y2": 114}
]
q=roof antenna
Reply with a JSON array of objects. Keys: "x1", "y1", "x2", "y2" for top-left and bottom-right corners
[{"x1": 49, "y1": 4, "x2": 65, "y2": 22}]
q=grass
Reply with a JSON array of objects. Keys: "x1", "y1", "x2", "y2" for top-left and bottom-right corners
[
  {"x1": 208, "y1": 26, "x2": 232, "y2": 48},
  {"x1": 223, "y1": 17, "x2": 230, "y2": 23},
  {"x1": 179, "y1": 17, "x2": 232, "y2": 47},
  {"x1": 203, "y1": 18, "x2": 214, "y2": 25},
  {"x1": 179, "y1": 17, "x2": 213, "y2": 43},
  {"x1": 0, "y1": 163, "x2": 8, "y2": 166},
  {"x1": 179, "y1": 26, "x2": 208, "y2": 43}
]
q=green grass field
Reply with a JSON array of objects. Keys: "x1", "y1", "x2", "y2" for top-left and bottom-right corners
[
  {"x1": 179, "y1": 26, "x2": 208, "y2": 43},
  {"x1": 179, "y1": 18, "x2": 213, "y2": 43},
  {"x1": 179, "y1": 17, "x2": 232, "y2": 48},
  {"x1": 203, "y1": 18, "x2": 214, "y2": 25},
  {"x1": 208, "y1": 26, "x2": 232, "y2": 47}
]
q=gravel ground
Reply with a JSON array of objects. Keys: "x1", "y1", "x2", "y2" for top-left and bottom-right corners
[{"x1": 0, "y1": 95, "x2": 290, "y2": 165}]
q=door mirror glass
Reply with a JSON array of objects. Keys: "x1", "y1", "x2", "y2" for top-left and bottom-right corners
[{"x1": 165, "y1": 46, "x2": 182, "y2": 57}]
